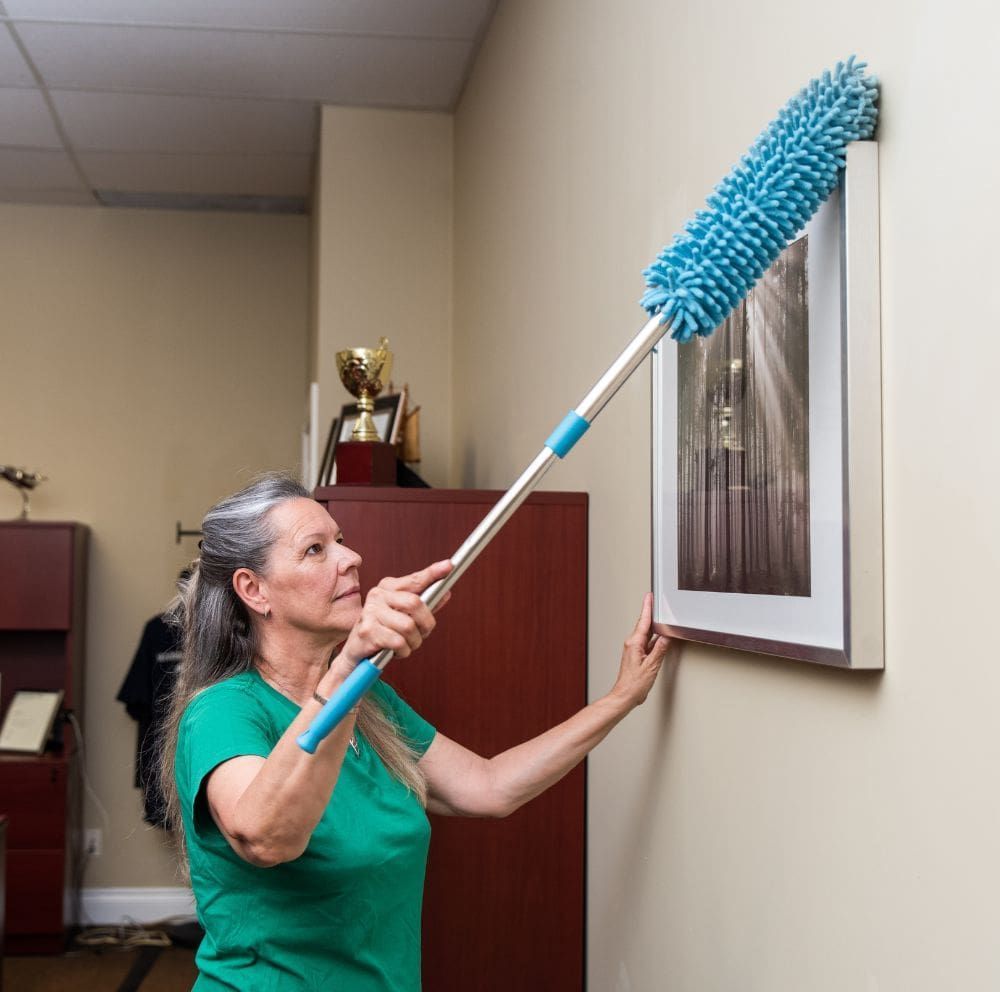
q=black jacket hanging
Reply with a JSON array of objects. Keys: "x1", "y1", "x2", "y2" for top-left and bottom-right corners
[{"x1": 117, "y1": 615, "x2": 182, "y2": 829}]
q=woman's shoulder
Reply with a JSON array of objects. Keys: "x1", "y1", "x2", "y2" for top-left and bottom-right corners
[
  {"x1": 369, "y1": 677, "x2": 408, "y2": 716},
  {"x1": 179, "y1": 670, "x2": 262, "y2": 727},
  {"x1": 369, "y1": 678, "x2": 435, "y2": 750}
]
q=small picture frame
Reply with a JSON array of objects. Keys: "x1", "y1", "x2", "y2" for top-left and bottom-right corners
[
  {"x1": 318, "y1": 417, "x2": 339, "y2": 486},
  {"x1": 318, "y1": 392, "x2": 407, "y2": 487},
  {"x1": 0, "y1": 689, "x2": 64, "y2": 754},
  {"x1": 336, "y1": 392, "x2": 406, "y2": 447}
]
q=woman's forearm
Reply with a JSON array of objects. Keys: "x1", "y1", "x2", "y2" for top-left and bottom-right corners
[
  {"x1": 424, "y1": 596, "x2": 669, "y2": 822},
  {"x1": 487, "y1": 693, "x2": 633, "y2": 816},
  {"x1": 223, "y1": 670, "x2": 357, "y2": 865}
]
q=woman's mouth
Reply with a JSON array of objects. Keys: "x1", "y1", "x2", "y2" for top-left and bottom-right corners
[{"x1": 334, "y1": 587, "x2": 361, "y2": 602}]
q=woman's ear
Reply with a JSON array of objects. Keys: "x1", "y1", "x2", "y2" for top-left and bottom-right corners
[{"x1": 233, "y1": 568, "x2": 268, "y2": 619}]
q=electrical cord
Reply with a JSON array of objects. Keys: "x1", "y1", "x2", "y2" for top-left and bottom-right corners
[
  {"x1": 65, "y1": 709, "x2": 113, "y2": 928},
  {"x1": 74, "y1": 923, "x2": 172, "y2": 949},
  {"x1": 68, "y1": 710, "x2": 112, "y2": 834},
  {"x1": 74, "y1": 914, "x2": 198, "y2": 950}
]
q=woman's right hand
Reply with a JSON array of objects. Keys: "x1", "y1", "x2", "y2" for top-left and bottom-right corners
[{"x1": 334, "y1": 559, "x2": 453, "y2": 672}]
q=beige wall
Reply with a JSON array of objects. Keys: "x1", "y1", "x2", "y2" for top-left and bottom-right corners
[
  {"x1": 313, "y1": 107, "x2": 452, "y2": 486},
  {"x1": 455, "y1": 1, "x2": 1000, "y2": 989},
  {"x1": 0, "y1": 204, "x2": 309, "y2": 888}
]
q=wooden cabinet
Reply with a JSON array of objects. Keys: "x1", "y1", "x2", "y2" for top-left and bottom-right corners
[
  {"x1": 1, "y1": 813, "x2": 7, "y2": 982},
  {"x1": 315, "y1": 487, "x2": 587, "y2": 992},
  {"x1": 0, "y1": 522, "x2": 87, "y2": 953}
]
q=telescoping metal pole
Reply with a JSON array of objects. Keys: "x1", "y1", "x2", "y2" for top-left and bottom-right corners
[{"x1": 297, "y1": 313, "x2": 671, "y2": 753}]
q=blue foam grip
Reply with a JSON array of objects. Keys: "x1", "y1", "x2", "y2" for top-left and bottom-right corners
[
  {"x1": 545, "y1": 411, "x2": 590, "y2": 458},
  {"x1": 296, "y1": 659, "x2": 382, "y2": 754}
]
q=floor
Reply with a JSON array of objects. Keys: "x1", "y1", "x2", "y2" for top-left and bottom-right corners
[
  {"x1": 0, "y1": 918, "x2": 202, "y2": 992},
  {"x1": 3, "y1": 942, "x2": 198, "y2": 991}
]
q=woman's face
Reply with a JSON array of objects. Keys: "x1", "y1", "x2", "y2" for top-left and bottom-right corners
[{"x1": 257, "y1": 497, "x2": 363, "y2": 639}]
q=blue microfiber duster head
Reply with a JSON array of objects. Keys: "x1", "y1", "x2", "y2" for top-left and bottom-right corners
[{"x1": 641, "y1": 56, "x2": 878, "y2": 343}]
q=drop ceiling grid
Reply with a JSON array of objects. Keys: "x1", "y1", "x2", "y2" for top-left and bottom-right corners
[
  {"x1": 0, "y1": 0, "x2": 496, "y2": 39},
  {"x1": 51, "y1": 91, "x2": 319, "y2": 155},
  {"x1": 0, "y1": 1, "x2": 498, "y2": 207},
  {"x1": 13, "y1": 24, "x2": 474, "y2": 106}
]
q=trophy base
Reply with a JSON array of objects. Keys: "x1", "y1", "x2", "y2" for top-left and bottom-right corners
[{"x1": 335, "y1": 441, "x2": 397, "y2": 486}]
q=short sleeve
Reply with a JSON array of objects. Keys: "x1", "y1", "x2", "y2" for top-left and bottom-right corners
[
  {"x1": 372, "y1": 680, "x2": 436, "y2": 757},
  {"x1": 175, "y1": 680, "x2": 275, "y2": 836}
]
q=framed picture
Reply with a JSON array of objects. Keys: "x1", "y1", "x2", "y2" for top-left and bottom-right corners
[
  {"x1": 318, "y1": 392, "x2": 407, "y2": 486},
  {"x1": 651, "y1": 142, "x2": 883, "y2": 669},
  {"x1": 0, "y1": 689, "x2": 63, "y2": 754},
  {"x1": 336, "y1": 392, "x2": 406, "y2": 447},
  {"x1": 318, "y1": 417, "x2": 339, "y2": 486}
]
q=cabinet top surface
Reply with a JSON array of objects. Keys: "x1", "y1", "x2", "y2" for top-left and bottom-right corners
[
  {"x1": 313, "y1": 487, "x2": 587, "y2": 505},
  {"x1": 0, "y1": 521, "x2": 88, "y2": 531},
  {"x1": 0, "y1": 750, "x2": 72, "y2": 765}
]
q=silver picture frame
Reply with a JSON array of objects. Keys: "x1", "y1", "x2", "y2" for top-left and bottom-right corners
[{"x1": 651, "y1": 141, "x2": 883, "y2": 669}]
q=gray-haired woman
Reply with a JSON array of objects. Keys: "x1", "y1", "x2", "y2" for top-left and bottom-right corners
[{"x1": 162, "y1": 473, "x2": 670, "y2": 991}]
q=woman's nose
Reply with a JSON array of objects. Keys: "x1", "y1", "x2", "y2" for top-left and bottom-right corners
[{"x1": 337, "y1": 544, "x2": 363, "y2": 571}]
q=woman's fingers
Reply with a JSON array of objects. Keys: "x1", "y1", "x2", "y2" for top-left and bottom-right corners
[
  {"x1": 634, "y1": 594, "x2": 673, "y2": 664},
  {"x1": 363, "y1": 589, "x2": 435, "y2": 640},
  {"x1": 381, "y1": 589, "x2": 437, "y2": 638},
  {"x1": 354, "y1": 561, "x2": 453, "y2": 661},
  {"x1": 357, "y1": 604, "x2": 423, "y2": 655},
  {"x1": 640, "y1": 591, "x2": 653, "y2": 625},
  {"x1": 382, "y1": 559, "x2": 453, "y2": 596},
  {"x1": 625, "y1": 593, "x2": 654, "y2": 650},
  {"x1": 373, "y1": 619, "x2": 418, "y2": 657},
  {"x1": 646, "y1": 630, "x2": 670, "y2": 658}
]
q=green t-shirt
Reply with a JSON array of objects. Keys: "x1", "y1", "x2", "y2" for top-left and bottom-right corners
[{"x1": 175, "y1": 669, "x2": 436, "y2": 992}]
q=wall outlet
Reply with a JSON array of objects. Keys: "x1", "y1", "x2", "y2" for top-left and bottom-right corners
[{"x1": 84, "y1": 828, "x2": 103, "y2": 857}]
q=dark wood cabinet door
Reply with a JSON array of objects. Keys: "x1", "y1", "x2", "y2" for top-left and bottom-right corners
[
  {"x1": 0, "y1": 525, "x2": 75, "y2": 630},
  {"x1": 0, "y1": 759, "x2": 68, "y2": 849},
  {"x1": 0, "y1": 522, "x2": 86, "y2": 954},
  {"x1": 5, "y1": 849, "x2": 65, "y2": 940},
  {"x1": 317, "y1": 488, "x2": 587, "y2": 992}
]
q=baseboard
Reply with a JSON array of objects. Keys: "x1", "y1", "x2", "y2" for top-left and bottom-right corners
[{"x1": 68, "y1": 887, "x2": 196, "y2": 925}]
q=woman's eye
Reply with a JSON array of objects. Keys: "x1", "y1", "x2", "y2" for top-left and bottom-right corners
[
  {"x1": 307, "y1": 543, "x2": 322, "y2": 555},
  {"x1": 336, "y1": 536, "x2": 345, "y2": 545}
]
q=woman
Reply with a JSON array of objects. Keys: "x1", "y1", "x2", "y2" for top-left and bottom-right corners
[{"x1": 162, "y1": 473, "x2": 670, "y2": 991}]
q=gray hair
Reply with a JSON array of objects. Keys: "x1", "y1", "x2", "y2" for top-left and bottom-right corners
[
  {"x1": 160, "y1": 472, "x2": 426, "y2": 866},
  {"x1": 184, "y1": 472, "x2": 309, "y2": 684}
]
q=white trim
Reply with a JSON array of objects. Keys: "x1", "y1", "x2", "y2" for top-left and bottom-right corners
[
  {"x1": 309, "y1": 381, "x2": 321, "y2": 490},
  {"x1": 68, "y1": 887, "x2": 196, "y2": 925}
]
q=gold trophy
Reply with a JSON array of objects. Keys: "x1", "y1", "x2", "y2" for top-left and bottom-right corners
[{"x1": 336, "y1": 337, "x2": 393, "y2": 442}]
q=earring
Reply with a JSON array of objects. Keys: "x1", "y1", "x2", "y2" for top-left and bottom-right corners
[{"x1": 263, "y1": 606, "x2": 270, "y2": 620}]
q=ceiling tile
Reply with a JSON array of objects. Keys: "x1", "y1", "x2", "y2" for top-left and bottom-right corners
[
  {"x1": 0, "y1": 24, "x2": 37, "y2": 86},
  {"x1": 0, "y1": 87, "x2": 61, "y2": 147},
  {"x1": 76, "y1": 150, "x2": 312, "y2": 196},
  {"x1": 3, "y1": 1, "x2": 496, "y2": 39},
  {"x1": 52, "y1": 90, "x2": 316, "y2": 154},
  {"x1": 0, "y1": 187, "x2": 95, "y2": 205},
  {"x1": 0, "y1": 147, "x2": 82, "y2": 188},
  {"x1": 16, "y1": 24, "x2": 470, "y2": 107}
]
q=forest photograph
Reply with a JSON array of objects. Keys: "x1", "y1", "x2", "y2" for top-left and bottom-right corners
[{"x1": 676, "y1": 235, "x2": 812, "y2": 597}]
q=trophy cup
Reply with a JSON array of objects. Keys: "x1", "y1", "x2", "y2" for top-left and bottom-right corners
[
  {"x1": 333, "y1": 337, "x2": 397, "y2": 485},
  {"x1": 336, "y1": 337, "x2": 393, "y2": 442}
]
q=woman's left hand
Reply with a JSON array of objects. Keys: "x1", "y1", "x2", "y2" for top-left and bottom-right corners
[{"x1": 609, "y1": 593, "x2": 672, "y2": 710}]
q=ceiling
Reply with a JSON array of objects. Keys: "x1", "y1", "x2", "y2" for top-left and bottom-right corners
[{"x1": 0, "y1": 0, "x2": 497, "y2": 213}]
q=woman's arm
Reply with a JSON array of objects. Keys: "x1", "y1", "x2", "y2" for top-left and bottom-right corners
[
  {"x1": 202, "y1": 699, "x2": 355, "y2": 867},
  {"x1": 205, "y1": 560, "x2": 452, "y2": 867},
  {"x1": 419, "y1": 593, "x2": 671, "y2": 819}
]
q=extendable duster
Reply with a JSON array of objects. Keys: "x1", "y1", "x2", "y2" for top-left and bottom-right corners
[{"x1": 298, "y1": 57, "x2": 879, "y2": 753}]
